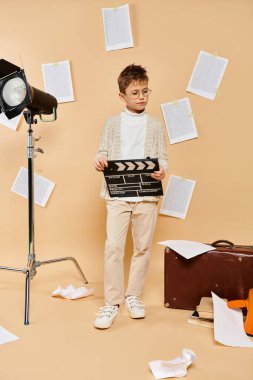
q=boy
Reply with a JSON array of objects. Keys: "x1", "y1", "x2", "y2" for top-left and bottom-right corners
[{"x1": 94, "y1": 64, "x2": 168, "y2": 329}]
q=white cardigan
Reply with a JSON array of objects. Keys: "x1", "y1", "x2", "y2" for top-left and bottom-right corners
[{"x1": 95, "y1": 113, "x2": 168, "y2": 201}]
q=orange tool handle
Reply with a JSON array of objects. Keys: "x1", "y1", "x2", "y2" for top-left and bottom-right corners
[
  {"x1": 245, "y1": 289, "x2": 253, "y2": 336},
  {"x1": 227, "y1": 300, "x2": 248, "y2": 309},
  {"x1": 227, "y1": 289, "x2": 253, "y2": 336}
]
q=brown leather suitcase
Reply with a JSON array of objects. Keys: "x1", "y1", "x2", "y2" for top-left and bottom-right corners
[{"x1": 164, "y1": 240, "x2": 253, "y2": 310}]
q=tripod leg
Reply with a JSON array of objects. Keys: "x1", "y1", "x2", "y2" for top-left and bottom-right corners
[
  {"x1": 38, "y1": 256, "x2": 88, "y2": 284},
  {"x1": 24, "y1": 270, "x2": 30, "y2": 325}
]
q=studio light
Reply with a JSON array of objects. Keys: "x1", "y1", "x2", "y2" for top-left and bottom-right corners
[
  {"x1": 0, "y1": 59, "x2": 87, "y2": 325},
  {"x1": 0, "y1": 59, "x2": 57, "y2": 120}
]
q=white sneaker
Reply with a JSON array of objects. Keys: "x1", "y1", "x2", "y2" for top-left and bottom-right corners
[
  {"x1": 94, "y1": 305, "x2": 119, "y2": 329},
  {"x1": 125, "y1": 296, "x2": 145, "y2": 319}
]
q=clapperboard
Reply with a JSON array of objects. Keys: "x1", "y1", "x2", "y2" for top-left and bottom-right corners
[{"x1": 103, "y1": 158, "x2": 163, "y2": 198}]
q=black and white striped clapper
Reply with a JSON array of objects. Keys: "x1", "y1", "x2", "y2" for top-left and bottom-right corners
[{"x1": 103, "y1": 158, "x2": 163, "y2": 198}]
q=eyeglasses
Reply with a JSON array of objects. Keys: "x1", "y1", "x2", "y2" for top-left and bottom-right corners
[{"x1": 124, "y1": 88, "x2": 152, "y2": 99}]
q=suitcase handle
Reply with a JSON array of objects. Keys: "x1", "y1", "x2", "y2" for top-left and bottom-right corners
[
  {"x1": 211, "y1": 240, "x2": 235, "y2": 247},
  {"x1": 211, "y1": 240, "x2": 253, "y2": 249}
]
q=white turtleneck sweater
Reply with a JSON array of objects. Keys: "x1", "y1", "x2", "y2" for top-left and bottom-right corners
[{"x1": 120, "y1": 108, "x2": 147, "y2": 202}]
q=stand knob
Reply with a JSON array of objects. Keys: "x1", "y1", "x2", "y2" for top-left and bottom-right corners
[{"x1": 35, "y1": 148, "x2": 44, "y2": 154}]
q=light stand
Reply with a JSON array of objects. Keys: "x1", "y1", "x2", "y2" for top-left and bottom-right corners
[{"x1": 0, "y1": 109, "x2": 88, "y2": 325}]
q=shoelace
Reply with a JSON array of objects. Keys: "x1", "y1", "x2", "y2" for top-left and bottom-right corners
[
  {"x1": 126, "y1": 296, "x2": 145, "y2": 309},
  {"x1": 95, "y1": 305, "x2": 118, "y2": 318}
]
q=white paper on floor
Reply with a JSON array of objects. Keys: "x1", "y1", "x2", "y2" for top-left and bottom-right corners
[
  {"x1": 52, "y1": 284, "x2": 94, "y2": 300},
  {"x1": 0, "y1": 326, "x2": 19, "y2": 345},
  {"x1": 212, "y1": 292, "x2": 253, "y2": 347},
  {"x1": 149, "y1": 349, "x2": 196, "y2": 379}
]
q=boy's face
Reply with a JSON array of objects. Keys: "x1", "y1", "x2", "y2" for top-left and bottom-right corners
[{"x1": 119, "y1": 80, "x2": 150, "y2": 114}]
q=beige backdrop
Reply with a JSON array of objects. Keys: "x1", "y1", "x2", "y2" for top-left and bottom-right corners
[
  {"x1": 0, "y1": 2, "x2": 253, "y2": 380},
  {"x1": 0, "y1": 0, "x2": 252, "y2": 283}
]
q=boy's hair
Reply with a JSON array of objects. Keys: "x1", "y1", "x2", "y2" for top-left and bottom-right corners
[{"x1": 118, "y1": 64, "x2": 148, "y2": 94}]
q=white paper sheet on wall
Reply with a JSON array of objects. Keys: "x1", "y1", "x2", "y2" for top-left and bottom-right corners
[
  {"x1": 11, "y1": 167, "x2": 55, "y2": 207},
  {"x1": 187, "y1": 51, "x2": 229, "y2": 100},
  {"x1": 161, "y1": 98, "x2": 198, "y2": 144},
  {"x1": 0, "y1": 112, "x2": 23, "y2": 131},
  {"x1": 101, "y1": 4, "x2": 133, "y2": 51},
  {"x1": 160, "y1": 175, "x2": 196, "y2": 219},
  {"x1": 42, "y1": 60, "x2": 75, "y2": 103}
]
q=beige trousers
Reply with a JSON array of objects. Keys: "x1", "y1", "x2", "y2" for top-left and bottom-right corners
[{"x1": 104, "y1": 200, "x2": 158, "y2": 305}]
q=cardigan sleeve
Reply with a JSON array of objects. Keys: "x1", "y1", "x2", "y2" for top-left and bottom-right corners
[
  {"x1": 157, "y1": 120, "x2": 169, "y2": 172},
  {"x1": 95, "y1": 117, "x2": 111, "y2": 160}
]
